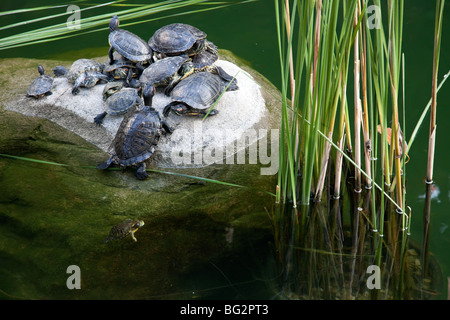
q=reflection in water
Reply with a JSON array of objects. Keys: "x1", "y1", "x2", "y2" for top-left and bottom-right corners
[
  {"x1": 267, "y1": 182, "x2": 443, "y2": 300},
  {"x1": 418, "y1": 183, "x2": 440, "y2": 203}
]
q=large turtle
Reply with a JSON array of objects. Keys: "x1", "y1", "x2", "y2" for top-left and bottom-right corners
[
  {"x1": 94, "y1": 86, "x2": 141, "y2": 125},
  {"x1": 108, "y1": 15, "x2": 152, "y2": 67},
  {"x1": 163, "y1": 71, "x2": 237, "y2": 117},
  {"x1": 139, "y1": 55, "x2": 194, "y2": 95},
  {"x1": 97, "y1": 85, "x2": 173, "y2": 180},
  {"x1": 27, "y1": 65, "x2": 53, "y2": 99},
  {"x1": 53, "y1": 59, "x2": 108, "y2": 95},
  {"x1": 148, "y1": 23, "x2": 217, "y2": 58},
  {"x1": 104, "y1": 219, "x2": 145, "y2": 243}
]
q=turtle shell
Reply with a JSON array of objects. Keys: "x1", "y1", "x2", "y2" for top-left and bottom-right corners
[
  {"x1": 66, "y1": 59, "x2": 104, "y2": 83},
  {"x1": 102, "y1": 81, "x2": 125, "y2": 101},
  {"x1": 109, "y1": 29, "x2": 152, "y2": 62},
  {"x1": 148, "y1": 23, "x2": 206, "y2": 55},
  {"x1": 104, "y1": 87, "x2": 139, "y2": 115},
  {"x1": 191, "y1": 50, "x2": 218, "y2": 70},
  {"x1": 105, "y1": 219, "x2": 144, "y2": 242},
  {"x1": 104, "y1": 59, "x2": 135, "y2": 73},
  {"x1": 139, "y1": 55, "x2": 190, "y2": 86},
  {"x1": 170, "y1": 72, "x2": 223, "y2": 111},
  {"x1": 111, "y1": 104, "x2": 164, "y2": 167},
  {"x1": 27, "y1": 68, "x2": 53, "y2": 98}
]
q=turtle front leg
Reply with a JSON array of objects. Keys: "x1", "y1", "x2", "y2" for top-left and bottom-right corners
[
  {"x1": 161, "y1": 121, "x2": 174, "y2": 134},
  {"x1": 134, "y1": 162, "x2": 148, "y2": 180},
  {"x1": 131, "y1": 230, "x2": 138, "y2": 242}
]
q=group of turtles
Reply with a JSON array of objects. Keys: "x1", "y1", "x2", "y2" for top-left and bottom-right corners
[
  {"x1": 27, "y1": 14, "x2": 239, "y2": 182},
  {"x1": 26, "y1": 15, "x2": 241, "y2": 243}
]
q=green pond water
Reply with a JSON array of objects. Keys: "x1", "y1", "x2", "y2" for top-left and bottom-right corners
[{"x1": 0, "y1": 0, "x2": 449, "y2": 300}]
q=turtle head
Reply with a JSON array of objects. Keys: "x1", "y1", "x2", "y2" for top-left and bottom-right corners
[
  {"x1": 134, "y1": 220, "x2": 145, "y2": 228},
  {"x1": 163, "y1": 103, "x2": 189, "y2": 117},
  {"x1": 109, "y1": 15, "x2": 119, "y2": 32},
  {"x1": 38, "y1": 65, "x2": 45, "y2": 76},
  {"x1": 143, "y1": 82, "x2": 155, "y2": 106},
  {"x1": 180, "y1": 60, "x2": 194, "y2": 78}
]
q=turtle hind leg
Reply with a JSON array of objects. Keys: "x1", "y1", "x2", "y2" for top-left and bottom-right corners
[
  {"x1": 108, "y1": 46, "x2": 116, "y2": 65},
  {"x1": 97, "y1": 158, "x2": 113, "y2": 170},
  {"x1": 134, "y1": 162, "x2": 148, "y2": 180},
  {"x1": 213, "y1": 65, "x2": 235, "y2": 82}
]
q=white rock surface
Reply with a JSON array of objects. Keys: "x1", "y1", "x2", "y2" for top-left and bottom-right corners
[{"x1": 5, "y1": 59, "x2": 274, "y2": 169}]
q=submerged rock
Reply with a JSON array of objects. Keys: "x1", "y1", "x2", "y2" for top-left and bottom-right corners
[{"x1": 0, "y1": 50, "x2": 281, "y2": 299}]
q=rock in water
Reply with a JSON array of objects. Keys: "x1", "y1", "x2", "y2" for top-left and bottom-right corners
[{"x1": 4, "y1": 51, "x2": 281, "y2": 173}]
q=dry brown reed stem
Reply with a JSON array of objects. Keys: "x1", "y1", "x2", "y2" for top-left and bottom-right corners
[
  {"x1": 359, "y1": 1, "x2": 372, "y2": 189},
  {"x1": 427, "y1": 36, "x2": 439, "y2": 183},
  {"x1": 334, "y1": 82, "x2": 347, "y2": 198},
  {"x1": 353, "y1": 6, "x2": 362, "y2": 192},
  {"x1": 284, "y1": 0, "x2": 299, "y2": 162}
]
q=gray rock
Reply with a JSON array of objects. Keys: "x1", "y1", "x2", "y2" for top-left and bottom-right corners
[{"x1": 4, "y1": 51, "x2": 281, "y2": 173}]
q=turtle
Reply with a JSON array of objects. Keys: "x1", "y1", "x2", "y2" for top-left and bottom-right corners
[
  {"x1": 102, "y1": 81, "x2": 125, "y2": 101},
  {"x1": 94, "y1": 86, "x2": 141, "y2": 125},
  {"x1": 27, "y1": 65, "x2": 53, "y2": 99},
  {"x1": 163, "y1": 71, "x2": 237, "y2": 117},
  {"x1": 108, "y1": 15, "x2": 152, "y2": 68},
  {"x1": 53, "y1": 58, "x2": 108, "y2": 95},
  {"x1": 104, "y1": 219, "x2": 145, "y2": 243},
  {"x1": 191, "y1": 50, "x2": 238, "y2": 86},
  {"x1": 97, "y1": 84, "x2": 173, "y2": 180},
  {"x1": 148, "y1": 23, "x2": 217, "y2": 58},
  {"x1": 104, "y1": 58, "x2": 137, "y2": 81},
  {"x1": 139, "y1": 55, "x2": 194, "y2": 95}
]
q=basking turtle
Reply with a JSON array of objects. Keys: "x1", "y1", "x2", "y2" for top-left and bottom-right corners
[
  {"x1": 104, "y1": 58, "x2": 137, "y2": 81},
  {"x1": 139, "y1": 55, "x2": 194, "y2": 95},
  {"x1": 148, "y1": 23, "x2": 217, "y2": 58},
  {"x1": 53, "y1": 58, "x2": 108, "y2": 95},
  {"x1": 192, "y1": 51, "x2": 237, "y2": 85},
  {"x1": 27, "y1": 65, "x2": 53, "y2": 99},
  {"x1": 94, "y1": 86, "x2": 141, "y2": 125},
  {"x1": 97, "y1": 85, "x2": 173, "y2": 180},
  {"x1": 108, "y1": 15, "x2": 152, "y2": 67},
  {"x1": 163, "y1": 71, "x2": 237, "y2": 117},
  {"x1": 102, "y1": 81, "x2": 125, "y2": 101},
  {"x1": 104, "y1": 219, "x2": 145, "y2": 243}
]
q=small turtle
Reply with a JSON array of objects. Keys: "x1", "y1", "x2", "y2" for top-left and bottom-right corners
[
  {"x1": 102, "y1": 81, "x2": 125, "y2": 101},
  {"x1": 108, "y1": 15, "x2": 152, "y2": 67},
  {"x1": 104, "y1": 219, "x2": 145, "y2": 243},
  {"x1": 97, "y1": 85, "x2": 173, "y2": 180},
  {"x1": 27, "y1": 65, "x2": 53, "y2": 99},
  {"x1": 192, "y1": 51, "x2": 237, "y2": 85},
  {"x1": 163, "y1": 71, "x2": 237, "y2": 117},
  {"x1": 94, "y1": 86, "x2": 141, "y2": 125},
  {"x1": 139, "y1": 55, "x2": 194, "y2": 95},
  {"x1": 104, "y1": 58, "x2": 137, "y2": 81},
  {"x1": 53, "y1": 58, "x2": 108, "y2": 95},
  {"x1": 148, "y1": 23, "x2": 217, "y2": 58}
]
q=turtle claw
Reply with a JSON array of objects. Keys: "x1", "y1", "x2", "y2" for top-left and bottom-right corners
[
  {"x1": 94, "y1": 112, "x2": 107, "y2": 126},
  {"x1": 97, "y1": 159, "x2": 112, "y2": 170}
]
